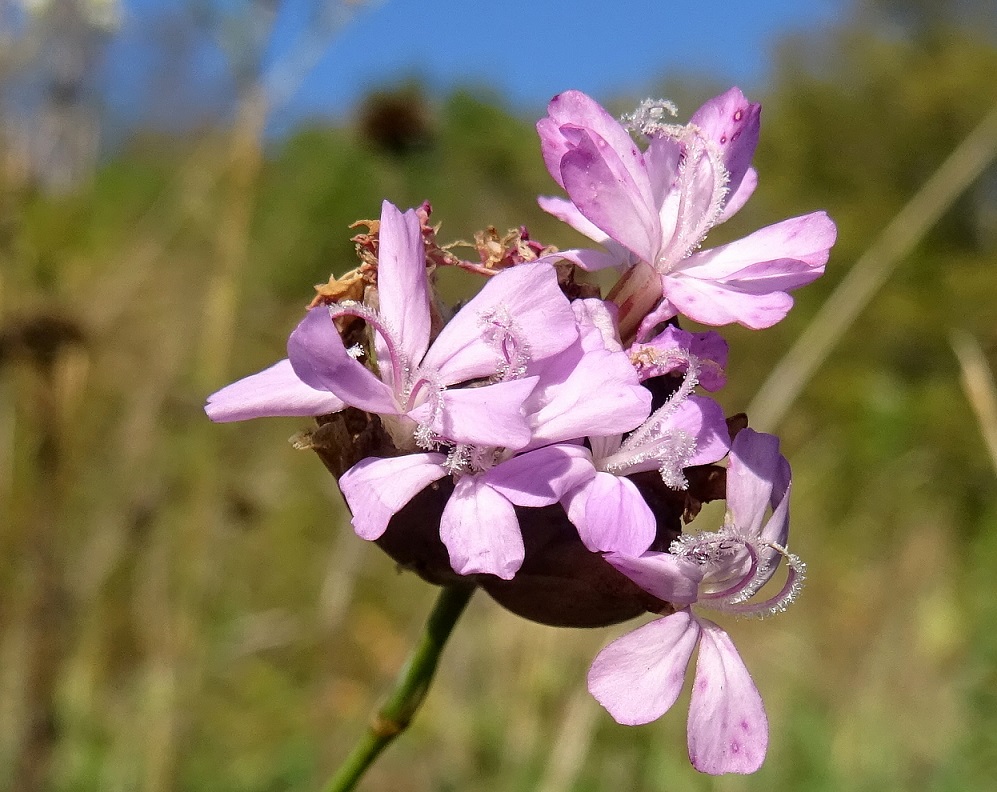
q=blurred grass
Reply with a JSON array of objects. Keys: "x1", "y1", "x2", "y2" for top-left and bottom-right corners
[{"x1": 1, "y1": 12, "x2": 997, "y2": 792}]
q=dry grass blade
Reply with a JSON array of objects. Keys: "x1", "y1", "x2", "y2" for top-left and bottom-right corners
[
  {"x1": 950, "y1": 329, "x2": 997, "y2": 478},
  {"x1": 748, "y1": 101, "x2": 997, "y2": 432},
  {"x1": 536, "y1": 687, "x2": 601, "y2": 792}
]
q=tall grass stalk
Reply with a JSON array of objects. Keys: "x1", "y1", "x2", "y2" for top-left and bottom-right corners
[
  {"x1": 536, "y1": 687, "x2": 600, "y2": 792},
  {"x1": 145, "y1": 87, "x2": 270, "y2": 792},
  {"x1": 749, "y1": 102, "x2": 997, "y2": 431},
  {"x1": 951, "y1": 329, "x2": 997, "y2": 477},
  {"x1": 7, "y1": 331, "x2": 86, "y2": 791}
]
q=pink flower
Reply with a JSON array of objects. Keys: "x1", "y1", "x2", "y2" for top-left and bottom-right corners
[
  {"x1": 537, "y1": 88, "x2": 837, "y2": 336},
  {"x1": 207, "y1": 201, "x2": 579, "y2": 453},
  {"x1": 587, "y1": 429, "x2": 805, "y2": 774},
  {"x1": 628, "y1": 324, "x2": 728, "y2": 392},
  {"x1": 205, "y1": 358, "x2": 346, "y2": 423},
  {"x1": 560, "y1": 324, "x2": 731, "y2": 555},
  {"x1": 340, "y1": 299, "x2": 653, "y2": 579}
]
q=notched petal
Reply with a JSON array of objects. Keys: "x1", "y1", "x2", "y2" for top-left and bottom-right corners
[
  {"x1": 687, "y1": 618, "x2": 768, "y2": 774},
  {"x1": 440, "y1": 478, "x2": 525, "y2": 579},
  {"x1": 588, "y1": 610, "x2": 701, "y2": 725},
  {"x1": 205, "y1": 358, "x2": 345, "y2": 422},
  {"x1": 339, "y1": 453, "x2": 448, "y2": 541}
]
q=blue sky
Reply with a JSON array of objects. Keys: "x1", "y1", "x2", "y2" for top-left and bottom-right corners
[
  {"x1": 109, "y1": 0, "x2": 846, "y2": 133},
  {"x1": 273, "y1": 0, "x2": 845, "y2": 119}
]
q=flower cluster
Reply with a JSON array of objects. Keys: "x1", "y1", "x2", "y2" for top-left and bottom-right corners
[{"x1": 206, "y1": 87, "x2": 835, "y2": 775}]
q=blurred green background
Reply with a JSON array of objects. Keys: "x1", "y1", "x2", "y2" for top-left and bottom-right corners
[{"x1": 2, "y1": 0, "x2": 997, "y2": 790}]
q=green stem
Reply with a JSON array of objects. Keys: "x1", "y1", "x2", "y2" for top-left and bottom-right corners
[{"x1": 321, "y1": 583, "x2": 476, "y2": 792}]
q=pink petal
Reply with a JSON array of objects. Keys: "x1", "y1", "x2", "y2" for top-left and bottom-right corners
[
  {"x1": 338, "y1": 454, "x2": 447, "y2": 541},
  {"x1": 540, "y1": 90, "x2": 650, "y2": 193},
  {"x1": 572, "y1": 298, "x2": 623, "y2": 353},
  {"x1": 287, "y1": 307, "x2": 398, "y2": 414},
  {"x1": 688, "y1": 87, "x2": 761, "y2": 202},
  {"x1": 676, "y1": 211, "x2": 837, "y2": 281},
  {"x1": 588, "y1": 610, "x2": 702, "y2": 725},
  {"x1": 528, "y1": 347, "x2": 651, "y2": 446},
  {"x1": 715, "y1": 257, "x2": 828, "y2": 294},
  {"x1": 560, "y1": 129, "x2": 660, "y2": 265},
  {"x1": 643, "y1": 133, "x2": 683, "y2": 211},
  {"x1": 537, "y1": 195, "x2": 614, "y2": 247},
  {"x1": 658, "y1": 138, "x2": 727, "y2": 265},
  {"x1": 727, "y1": 429, "x2": 793, "y2": 585},
  {"x1": 545, "y1": 246, "x2": 626, "y2": 273},
  {"x1": 689, "y1": 330, "x2": 730, "y2": 391},
  {"x1": 755, "y1": 482, "x2": 792, "y2": 588},
  {"x1": 205, "y1": 359, "x2": 345, "y2": 422},
  {"x1": 423, "y1": 261, "x2": 577, "y2": 383},
  {"x1": 373, "y1": 201, "x2": 432, "y2": 368},
  {"x1": 621, "y1": 395, "x2": 730, "y2": 476},
  {"x1": 440, "y1": 477, "x2": 524, "y2": 579},
  {"x1": 761, "y1": 456, "x2": 792, "y2": 549},
  {"x1": 534, "y1": 197, "x2": 634, "y2": 269},
  {"x1": 663, "y1": 274, "x2": 797, "y2": 329},
  {"x1": 681, "y1": 395, "x2": 732, "y2": 467},
  {"x1": 726, "y1": 429, "x2": 784, "y2": 538},
  {"x1": 603, "y1": 551, "x2": 704, "y2": 606},
  {"x1": 484, "y1": 444, "x2": 595, "y2": 507},
  {"x1": 718, "y1": 166, "x2": 758, "y2": 224},
  {"x1": 537, "y1": 116, "x2": 573, "y2": 190},
  {"x1": 409, "y1": 376, "x2": 538, "y2": 449},
  {"x1": 564, "y1": 472, "x2": 656, "y2": 556},
  {"x1": 634, "y1": 294, "x2": 681, "y2": 341},
  {"x1": 631, "y1": 325, "x2": 729, "y2": 392},
  {"x1": 687, "y1": 618, "x2": 768, "y2": 774}
]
